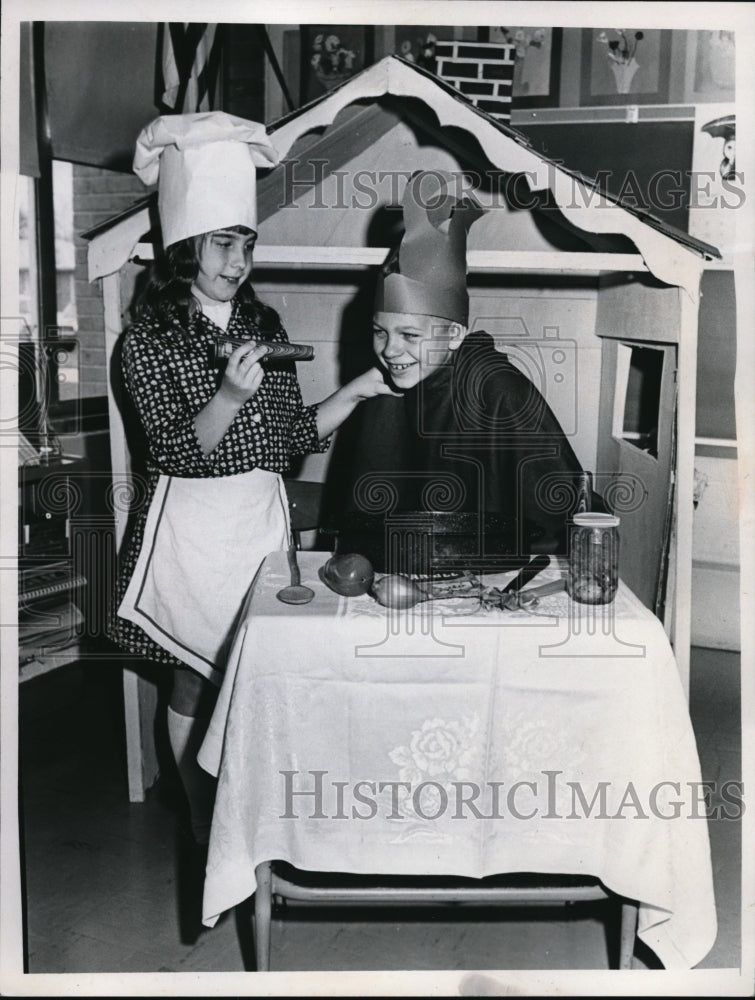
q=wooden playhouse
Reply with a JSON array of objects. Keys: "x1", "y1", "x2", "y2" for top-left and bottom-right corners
[{"x1": 86, "y1": 56, "x2": 720, "y2": 798}]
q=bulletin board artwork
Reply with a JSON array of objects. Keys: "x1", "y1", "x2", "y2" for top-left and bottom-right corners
[
  {"x1": 488, "y1": 27, "x2": 562, "y2": 107},
  {"x1": 299, "y1": 26, "x2": 375, "y2": 104},
  {"x1": 392, "y1": 24, "x2": 459, "y2": 70},
  {"x1": 580, "y1": 28, "x2": 672, "y2": 106},
  {"x1": 684, "y1": 30, "x2": 736, "y2": 103}
]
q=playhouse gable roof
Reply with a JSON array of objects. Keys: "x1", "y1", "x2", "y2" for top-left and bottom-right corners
[{"x1": 86, "y1": 55, "x2": 719, "y2": 287}]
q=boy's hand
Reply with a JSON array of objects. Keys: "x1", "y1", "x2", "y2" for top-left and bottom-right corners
[
  {"x1": 348, "y1": 367, "x2": 403, "y2": 401},
  {"x1": 219, "y1": 342, "x2": 269, "y2": 405}
]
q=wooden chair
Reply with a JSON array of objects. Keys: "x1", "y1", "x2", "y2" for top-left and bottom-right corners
[
  {"x1": 283, "y1": 478, "x2": 324, "y2": 550},
  {"x1": 253, "y1": 860, "x2": 639, "y2": 971}
]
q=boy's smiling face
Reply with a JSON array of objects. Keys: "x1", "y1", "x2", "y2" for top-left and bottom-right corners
[{"x1": 372, "y1": 311, "x2": 467, "y2": 389}]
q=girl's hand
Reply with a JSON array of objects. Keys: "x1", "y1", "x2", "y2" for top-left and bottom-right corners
[
  {"x1": 218, "y1": 341, "x2": 269, "y2": 405},
  {"x1": 347, "y1": 367, "x2": 403, "y2": 401},
  {"x1": 315, "y1": 367, "x2": 402, "y2": 440}
]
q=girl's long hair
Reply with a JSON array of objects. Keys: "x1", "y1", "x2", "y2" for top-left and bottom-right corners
[{"x1": 137, "y1": 226, "x2": 282, "y2": 334}]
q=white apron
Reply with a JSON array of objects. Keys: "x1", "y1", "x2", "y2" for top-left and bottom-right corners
[{"x1": 118, "y1": 468, "x2": 290, "y2": 684}]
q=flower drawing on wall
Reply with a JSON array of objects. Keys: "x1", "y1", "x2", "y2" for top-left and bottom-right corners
[
  {"x1": 488, "y1": 26, "x2": 559, "y2": 102},
  {"x1": 396, "y1": 32, "x2": 439, "y2": 73},
  {"x1": 581, "y1": 28, "x2": 670, "y2": 106},
  {"x1": 499, "y1": 27, "x2": 547, "y2": 97},
  {"x1": 499, "y1": 27, "x2": 547, "y2": 60},
  {"x1": 310, "y1": 33, "x2": 358, "y2": 91},
  {"x1": 597, "y1": 29, "x2": 645, "y2": 93}
]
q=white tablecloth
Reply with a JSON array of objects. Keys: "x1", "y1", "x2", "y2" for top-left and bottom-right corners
[{"x1": 199, "y1": 551, "x2": 717, "y2": 969}]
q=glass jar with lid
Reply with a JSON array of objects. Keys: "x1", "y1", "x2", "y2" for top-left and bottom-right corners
[{"x1": 567, "y1": 512, "x2": 620, "y2": 605}]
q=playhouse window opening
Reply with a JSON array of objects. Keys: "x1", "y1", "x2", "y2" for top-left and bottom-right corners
[{"x1": 615, "y1": 343, "x2": 664, "y2": 459}]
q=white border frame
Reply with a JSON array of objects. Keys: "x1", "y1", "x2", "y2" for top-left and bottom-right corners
[{"x1": 2, "y1": 3, "x2": 754, "y2": 997}]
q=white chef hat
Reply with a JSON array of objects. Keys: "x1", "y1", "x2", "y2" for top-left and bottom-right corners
[{"x1": 133, "y1": 111, "x2": 279, "y2": 249}]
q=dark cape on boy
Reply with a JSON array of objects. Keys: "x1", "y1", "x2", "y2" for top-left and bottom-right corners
[{"x1": 329, "y1": 170, "x2": 589, "y2": 569}]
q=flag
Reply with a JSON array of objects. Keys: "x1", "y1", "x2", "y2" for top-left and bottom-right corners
[{"x1": 160, "y1": 23, "x2": 221, "y2": 113}]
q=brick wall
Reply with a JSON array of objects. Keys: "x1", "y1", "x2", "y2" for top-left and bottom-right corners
[
  {"x1": 72, "y1": 165, "x2": 145, "y2": 398},
  {"x1": 433, "y1": 41, "x2": 516, "y2": 122}
]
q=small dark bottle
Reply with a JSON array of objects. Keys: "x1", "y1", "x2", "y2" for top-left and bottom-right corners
[{"x1": 575, "y1": 470, "x2": 593, "y2": 515}]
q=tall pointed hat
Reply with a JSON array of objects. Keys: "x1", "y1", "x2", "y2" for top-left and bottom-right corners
[{"x1": 375, "y1": 170, "x2": 482, "y2": 325}]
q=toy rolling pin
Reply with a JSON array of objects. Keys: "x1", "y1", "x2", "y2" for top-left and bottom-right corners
[{"x1": 211, "y1": 334, "x2": 315, "y2": 365}]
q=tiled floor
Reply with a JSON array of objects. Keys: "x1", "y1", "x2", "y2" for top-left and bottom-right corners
[{"x1": 18, "y1": 646, "x2": 741, "y2": 974}]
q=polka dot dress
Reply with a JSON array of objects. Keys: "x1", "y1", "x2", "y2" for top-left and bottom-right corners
[{"x1": 106, "y1": 299, "x2": 328, "y2": 670}]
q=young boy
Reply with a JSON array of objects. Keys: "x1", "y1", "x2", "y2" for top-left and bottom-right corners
[{"x1": 329, "y1": 170, "x2": 589, "y2": 573}]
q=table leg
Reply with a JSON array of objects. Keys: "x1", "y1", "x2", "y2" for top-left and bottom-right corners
[
  {"x1": 254, "y1": 861, "x2": 273, "y2": 971},
  {"x1": 619, "y1": 900, "x2": 638, "y2": 969}
]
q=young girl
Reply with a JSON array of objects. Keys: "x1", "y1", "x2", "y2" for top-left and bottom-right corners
[{"x1": 107, "y1": 112, "x2": 395, "y2": 845}]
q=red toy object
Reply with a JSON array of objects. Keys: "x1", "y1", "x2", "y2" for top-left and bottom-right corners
[{"x1": 320, "y1": 553, "x2": 375, "y2": 597}]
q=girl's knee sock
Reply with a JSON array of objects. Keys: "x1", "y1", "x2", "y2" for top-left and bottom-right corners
[{"x1": 166, "y1": 706, "x2": 216, "y2": 845}]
